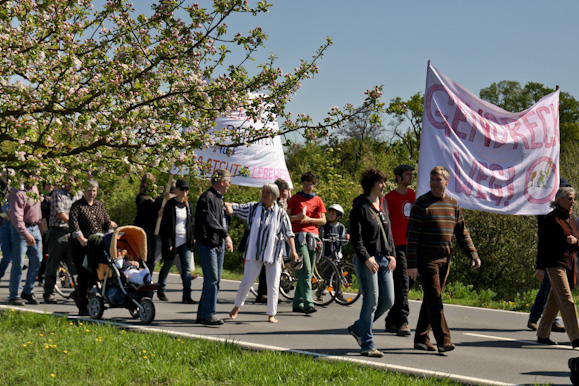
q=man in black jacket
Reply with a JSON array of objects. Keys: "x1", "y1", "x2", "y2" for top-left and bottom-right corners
[{"x1": 195, "y1": 169, "x2": 233, "y2": 325}]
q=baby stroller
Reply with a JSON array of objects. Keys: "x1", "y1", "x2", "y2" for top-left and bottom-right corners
[{"x1": 86, "y1": 226, "x2": 159, "y2": 324}]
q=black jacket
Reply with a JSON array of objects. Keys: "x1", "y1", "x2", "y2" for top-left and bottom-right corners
[
  {"x1": 350, "y1": 194, "x2": 395, "y2": 264},
  {"x1": 194, "y1": 187, "x2": 228, "y2": 248},
  {"x1": 537, "y1": 206, "x2": 579, "y2": 272},
  {"x1": 159, "y1": 198, "x2": 194, "y2": 260}
]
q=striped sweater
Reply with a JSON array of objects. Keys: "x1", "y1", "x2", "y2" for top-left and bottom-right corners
[{"x1": 406, "y1": 191, "x2": 477, "y2": 269}]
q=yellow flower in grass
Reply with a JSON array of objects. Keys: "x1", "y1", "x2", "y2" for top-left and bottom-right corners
[
  {"x1": 23, "y1": 344, "x2": 27, "y2": 348},
  {"x1": 142, "y1": 350, "x2": 147, "y2": 354},
  {"x1": 143, "y1": 356, "x2": 148, "y2": 360},
  {"x1": 63, "y1": 350, "x2": 68, "y2": 354},
  {"x1": 50, "y1": 374, "x2": 55, "y2": 378}
]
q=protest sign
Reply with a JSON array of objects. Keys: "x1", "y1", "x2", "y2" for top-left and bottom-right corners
[
  {"x1": 172, "y1": 94, "x2": 293, "y2": 188},
  {"x1": 417, "y1": 63, "x2": 559, "y2": 215}
]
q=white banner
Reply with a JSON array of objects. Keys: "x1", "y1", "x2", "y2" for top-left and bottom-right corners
[
  {"x1": 417, "y1": 63, "x2": 560, "y2": 215},
  {"x1": 173, "y1": 97, "x2": 293, "y2": 189}
]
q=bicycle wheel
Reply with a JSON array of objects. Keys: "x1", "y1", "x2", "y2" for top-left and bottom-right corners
[
  {"x1": 312, "y1": 256, "x2": 339, "y2": 306},
  {"x1": 279, "y1": 267, "x2": 298, "y2": 300},
  {"x1": 54, "y1": 261, "x2": 76, "y2": 299},
  {"x1": 333, "y1": 262, "x2": 361, "y2": 305}
]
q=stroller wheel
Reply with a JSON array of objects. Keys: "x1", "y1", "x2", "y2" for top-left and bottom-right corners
[
  {"x1": 88, "y1": 296, "x2": 105, "y2": 320},
  {"x1": 138, "y1": 298, "x2": 155, "y2": 325}
]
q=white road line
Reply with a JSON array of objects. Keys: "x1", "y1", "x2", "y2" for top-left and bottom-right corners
[{"x1": 464, "y1": 332, "x2": 574, "y2": 349}]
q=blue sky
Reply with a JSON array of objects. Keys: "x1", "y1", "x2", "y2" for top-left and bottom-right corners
[{"x1": 132, "y1": 1, "x2": 579, "y2": 129}]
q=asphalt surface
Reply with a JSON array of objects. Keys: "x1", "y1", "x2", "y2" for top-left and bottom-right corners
[{"x1": 1, "y1": 268, "x2": 577, "y2": 386}]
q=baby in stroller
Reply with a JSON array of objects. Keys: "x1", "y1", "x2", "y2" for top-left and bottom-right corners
[
  {"x1": 114, "y1": 249, "x2": 152, "y2": 286},
  {"x1": 86, "y1": 225, "x2": 158, "y2": 324}
]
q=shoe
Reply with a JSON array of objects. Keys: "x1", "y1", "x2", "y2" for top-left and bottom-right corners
[
  {"x1": 385, "y1": 324, "x2": 398, "y2": 333},
  {"x1": 21, "y1": 292, "x2": 39, "y2": 305},
  {"x1": 414, "y1": 342, "x2": 437, "y2": 352},
  {"x1": 44, "y1": 295, "x2": 58, "y2": 304},
  {"x1": 197, "y1": 315, "x2": 224, "y2": 326},
  {"x1": 255, "y1": 295, "x2": 267, "y2": 304},
  {"x1": 304, "y1": 307, "x2": 317, "y2": 314},
  {"x1": 182, "y1": 295, "x2": 197, "y2": 304},
  {"x1": 157, "y1": 292, "x2": 168, "y2": 301},
  {"x1": 438, "y1": 343, "x2": 456, "y2": 353},
  {"x1": 527, "y1": 320, "x2": 538, "y2": 331},
  {"x1": 572, "y1": 339, "x2": 579, "y2": 349},
  {"x1": 191, "y1": 273, "x2": 199, "y2": 280},
  {"x1": 292, "y1": 307, "x2": 305, "y2": 313},
  {"x1": 552, "y1": 322, "x2": 566, "y2": 333},
  {"x1": 78, "y1": 307, "x2": 89, "y2": 316},
  {"x1": 537, "y1": 337, "x2": 558, "y2": 345},
  {"x1": 8, "y1": 297, "x2": 25, "y2": 306},
  {"x1": 361, "y1": 348, "x2": 384, "y2": 357},
  {"x1": 22, "y1": 264, "x2": 28, "y2": 271},
  {"x1": 397, "y1": 324, "x2": 411, "y2": 336},
  {"x1": 348, "y1": 325, "x2": 362, "y2": 346}
]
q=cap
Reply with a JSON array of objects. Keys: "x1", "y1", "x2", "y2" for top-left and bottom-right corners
[
  {"x1": 176, "y1": 179, "x2": 190, "y2": 190},
  {"x1": 393, "y1": 164, "x2": 415, "y2": 176},
  {"x1": 560, "y1": 177, "x2": 572, "y2": 188}
]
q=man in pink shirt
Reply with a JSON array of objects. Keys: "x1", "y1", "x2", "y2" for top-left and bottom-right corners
[{"x1": 8, "y1": 180, "x2": 43, "y2": 305}]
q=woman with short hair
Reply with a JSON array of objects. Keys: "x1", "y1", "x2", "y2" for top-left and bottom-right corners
[
  {"x1": 229, "y1": 184, "x2": 299, "y2": 323},
  {"x1": 347, "y1": 168, "x2": 396, "y2": 357}
]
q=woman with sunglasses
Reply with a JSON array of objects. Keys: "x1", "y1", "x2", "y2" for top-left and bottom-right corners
[{"x1": 158, "y1": 178, "x2": 197, "y2": 304}]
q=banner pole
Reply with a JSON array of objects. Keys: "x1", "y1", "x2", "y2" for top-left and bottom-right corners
[{"x1": 154, "y1": 174, "x2": 174, "y2": 236}]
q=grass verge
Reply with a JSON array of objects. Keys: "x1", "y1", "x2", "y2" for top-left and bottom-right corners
[{"x1": 0, "y1": 310, "x2": 467, "y2": 386}]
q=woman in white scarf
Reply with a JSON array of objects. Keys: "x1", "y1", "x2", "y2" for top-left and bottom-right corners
[{"x1": 229, "y1": 184, "x2": 299, "y2": 323}]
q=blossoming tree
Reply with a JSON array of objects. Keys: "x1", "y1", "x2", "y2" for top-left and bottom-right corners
[{"x1": 0, "y1": 0, "x2": 383, "y2": 183}]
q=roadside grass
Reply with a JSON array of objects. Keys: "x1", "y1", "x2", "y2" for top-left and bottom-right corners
[{"x1": 0, "y1": 310, "x2": 465, "y2": 386}]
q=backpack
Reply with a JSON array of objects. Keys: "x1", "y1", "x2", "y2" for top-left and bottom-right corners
[{"x1": 569, "y1": 357, "x2": 579, "y2": 385}]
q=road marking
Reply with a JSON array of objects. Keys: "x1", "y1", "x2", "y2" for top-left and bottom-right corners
[{"x1": 464, "y1": 332, "x2": 574, "y2": 349}]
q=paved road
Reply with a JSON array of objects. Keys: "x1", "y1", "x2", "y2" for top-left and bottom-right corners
[{"x1": 0, "y1": 270, "x2": 576, "y2": 386}]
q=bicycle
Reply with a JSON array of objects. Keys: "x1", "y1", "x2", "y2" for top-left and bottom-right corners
[
  {"x1": 249, "y1": 254, "x2": 337, "y2": 307},
  {"x1": 319, "y1": 236, "x2": 360, "y2": 306},
  {"x1": 53, "y1": 260, "x2": 77, "y2": 300}
]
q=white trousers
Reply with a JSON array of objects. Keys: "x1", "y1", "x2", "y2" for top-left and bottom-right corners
[{"x1": 234, "y1": 259, "x2": 281, "y2": 316}]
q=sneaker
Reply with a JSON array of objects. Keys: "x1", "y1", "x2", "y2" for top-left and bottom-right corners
[
  {"x1": 44, "y1": 295, "x2": 58, "y2": 304},
  {"x1": 527, "y1": 319, "x2": 538, "y2": 331},
  {"x1": 361, "y1": 348, "x2": 384, "y2": 357},
  {"x1": 397, "y1": 324, "x2": 411, "y2": 336},
  {"x1": 385, "y1": 324, "x2": 398, "y2": 333},
  {"x1": 254, "y1": 295, "x2": 267, "y2": 304},
  {"x1": 8, "y1": 297, "x2": 25, "y2": 306},
  {"x1": 414, "y1": 342, "x2": 437, "y2": 352},
  {"x1": 438, "y1": 343, "x2": 456, "y2": 353},
  {"x1": 552, "y1": 321, "x2": 566, "y2": 333},
  {"x1": 292, "y1": 307, "x2": 305, "y2": 313},
  {"x1": 197, "y1": 315, "x2": 224, "y2": 326},
  {"x1": 157, "y1": 292, "x2": 168, "y2": 301},
  {"x1": 348, "y1": 325, "x2": 362, "y2": 346},
  {"x1": 182, "y1": 295, "x2": 197, "y2": 304},
  {"x1": 21, "y1": 292, "x2": 39, "y2": 305},
  {"x1": 304, "y1": 307, "x2": 317, "y2": 314},
  {"x1": 572, "y1": 339, "x2": 579, "y2": 349},
  {"x1": 537, "y1": 337, "x2": 558, "y2": 345}
]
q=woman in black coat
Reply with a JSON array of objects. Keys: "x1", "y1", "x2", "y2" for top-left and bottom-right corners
[{"x1": 157, "y1": 179, "x2": 197, "y2": 304}]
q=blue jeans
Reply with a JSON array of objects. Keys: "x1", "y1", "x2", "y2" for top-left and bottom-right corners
[
  {"x1": 158, "y1": 244, "x2": 193, "y2": 296},
  {"x1": 0, "y1": 222, "x2": 13, "y2": 279},
  {"x1": 197, "y1": 242, "x2": 224, "y2": 319},
  {"x1": 351, "y1": 254, "x2": 394, "y2": 351},
  {"x1": 9, "y1": 224, "x2": 42, "y2": 299}
]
